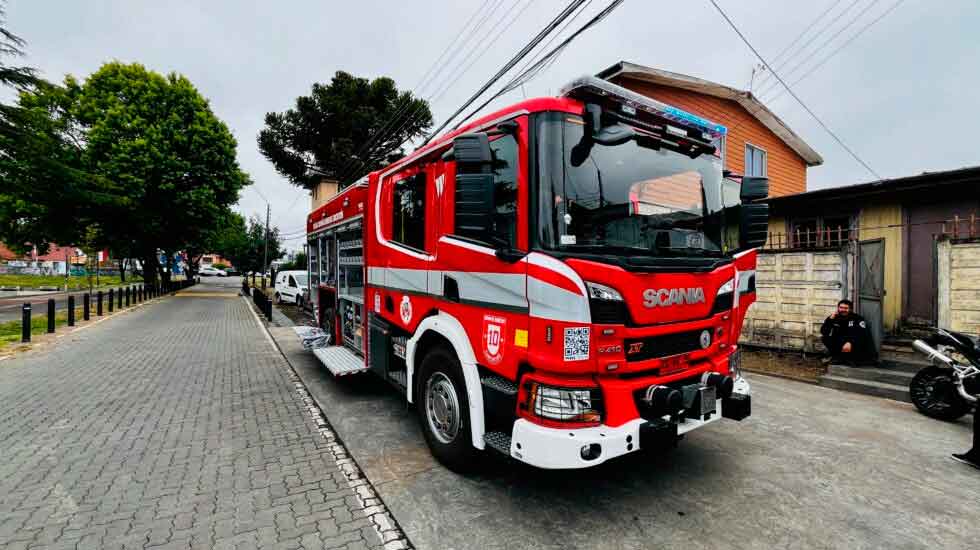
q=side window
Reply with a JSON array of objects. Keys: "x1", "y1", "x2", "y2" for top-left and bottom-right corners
[
  {"x1": 391, "y1": 172, "x2": 427, "y2": 251},
  {"x1": 289, "y1": 276, "x2": 297, "y2": 288},
  {"x1": 490, "y1": 135, "x2": 518, "y2": 248},
  {"x1": 745, "y1": 143, "x2": 767, "y2": 177}
]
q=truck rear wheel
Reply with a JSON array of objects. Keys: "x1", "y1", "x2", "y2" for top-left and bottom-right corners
[{"x1": 417, "y1": 346, "x2": 480, "y2": 472}]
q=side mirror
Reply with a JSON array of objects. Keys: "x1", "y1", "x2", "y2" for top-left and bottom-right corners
[
  {"x1": 740, "y1": 176, "x2": 769, "y2": 202},
  {"x1": 452, "y1": 132, "x2": 495, "y2": 240},
  {"x1": 739, "y1": 203, "x2": 769, "y2": 250}
]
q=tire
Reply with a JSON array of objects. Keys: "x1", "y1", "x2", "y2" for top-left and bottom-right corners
[
  {"x1": 910, "y1": 366, "x2": 971, "y2": 421},
  {"x1": 416, "y1": 345, "x2": 481, "y2": 472}
]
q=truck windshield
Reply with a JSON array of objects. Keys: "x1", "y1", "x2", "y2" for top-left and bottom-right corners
[{"x1": 535, "y1": 112, "x2": 727, "y2": 262}]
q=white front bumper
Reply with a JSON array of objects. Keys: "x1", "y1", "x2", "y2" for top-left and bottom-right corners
[{"x1": 506, "y1": 376, "x2": 751, "y2": 470}]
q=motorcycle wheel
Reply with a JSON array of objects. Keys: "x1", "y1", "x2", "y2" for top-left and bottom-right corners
[{"x1": 909, "y1": 366, "x2": 971, "y2": 421}]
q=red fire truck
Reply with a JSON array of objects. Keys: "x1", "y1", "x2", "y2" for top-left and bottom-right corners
[{"x1": 303, "y1": 76, "x2": 767, "y2": 471}]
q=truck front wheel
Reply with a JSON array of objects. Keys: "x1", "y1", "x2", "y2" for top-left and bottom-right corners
[{"x1": 417, "y1": 346, "x2": 480, "y2": 472}]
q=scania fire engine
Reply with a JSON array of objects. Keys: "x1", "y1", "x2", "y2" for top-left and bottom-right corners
[{"x1": 301, "y1": 76, "x2": 768, "y2": 471}]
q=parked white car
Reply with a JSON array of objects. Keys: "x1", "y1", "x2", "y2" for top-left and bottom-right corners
[
  {"x1": 274, "y1": 270, "x2": 308, "y2": 306},
  {"x1": 199, "y1": 266, "x2": 227, "y2": 277}
]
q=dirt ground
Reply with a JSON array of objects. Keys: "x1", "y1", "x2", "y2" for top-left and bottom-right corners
[{"x1": 741, "y1": 347, "x2": 827, "y2": 383}]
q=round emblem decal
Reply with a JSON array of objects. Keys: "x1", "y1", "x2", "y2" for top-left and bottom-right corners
[
  {"x1": 399, "y1": 295, "x2": 413, "y2": 324},
  {"x1": 481, "y1": 315, "x2": 507, "y2": 365},
  {"x1": 699, "y1": 329, "x2": 712, "y2": 349}
]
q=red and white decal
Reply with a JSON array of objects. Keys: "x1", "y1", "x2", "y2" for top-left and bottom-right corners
[
  {"x1": 482, "y1": 314, "x2": 507, "y2": 365},
  {"x1": 399, "y1": 295, "x2": 413, "y2": 324}
]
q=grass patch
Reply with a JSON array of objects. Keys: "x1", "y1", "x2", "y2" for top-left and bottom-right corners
[
  {"x1": 0, "y1": 307, "x2": 81, "y2": 349},
  {"x1": 0, "y1": 273, "x2": 143, "y2": 290}
]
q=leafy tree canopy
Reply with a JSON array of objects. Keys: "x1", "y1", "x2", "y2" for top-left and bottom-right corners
[
  {"x1": 257, "y1": 71, "x2": 432, "y2": 189},
  {"x1": 233, "y1": 215, "x2": 284, "y2": 275}
]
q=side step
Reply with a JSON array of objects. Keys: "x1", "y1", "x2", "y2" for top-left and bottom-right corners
[
  {"x1": 312, "y1": 346, "x2": 370, "y2": 377},
  {"x1": 483, "y1": 431, "x2": 513, "y2": 456},
  {"x1": 480, "y1": 374, "x2": 518, "y2": 395}
]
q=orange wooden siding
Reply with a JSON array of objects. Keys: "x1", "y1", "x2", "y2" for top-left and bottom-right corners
[{"x1": 611, "y1": 78, "x2": 808, "y2": 197}]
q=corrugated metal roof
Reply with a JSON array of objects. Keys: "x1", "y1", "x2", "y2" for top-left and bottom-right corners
[
  {"x1": 597, "y1": 61, "x2": 823, "y2": 167},
  {"x1": 766, "y1": 165, "x2": 980, "y2": 205}
]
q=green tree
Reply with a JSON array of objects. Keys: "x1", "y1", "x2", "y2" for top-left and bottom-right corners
[
  {"x1": 236, "y1": 215, "x2": 283, "y2": 275},
  {"x1": 55, "y1": 62, "x2": 250, "y2": 284},
  {"x1": 257, "y1": 71, "x2": 431, "y2": 188},
  {"x1": 0, "y1": 6, "x2": 112, "y2": 255}
]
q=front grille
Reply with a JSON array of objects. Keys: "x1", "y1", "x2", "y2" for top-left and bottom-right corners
[{"x1": 624, "y1": 329, "x2": 705, "y2": 362}]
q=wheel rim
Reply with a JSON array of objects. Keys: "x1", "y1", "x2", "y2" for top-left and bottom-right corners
[
  {"x1": 425, "y1": 372, "x2": 461, "y2": 444},
  {"x1": 911, "y1": 372, "x2": 957, "y2": 413}
]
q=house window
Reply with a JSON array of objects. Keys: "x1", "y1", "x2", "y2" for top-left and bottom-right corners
[
  {"x1": 745, "y1": 143, "x2": 767, "y2": 177},
  {"x1": 391, "y1": 172, "x2": 427, "y2": 251},
  {"x1": 789, "y1": 215, "x2": 853, "y2": 248}
]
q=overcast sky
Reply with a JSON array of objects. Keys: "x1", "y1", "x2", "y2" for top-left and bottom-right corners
[{"x1": 8, "y1": 0, "x2": 978, "y2": 250}]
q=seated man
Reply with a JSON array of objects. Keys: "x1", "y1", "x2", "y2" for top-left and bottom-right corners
[{"x1": 820, "y1": 299, "x2": 876, "y2": 365}]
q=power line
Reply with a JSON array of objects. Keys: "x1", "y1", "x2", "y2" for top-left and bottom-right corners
[
  {"x1": 455, "y1": 0, "x2": 628, "y2": 130},
  {"x1": 707, "y1": 0, "x2": 881, "y2": 180},
  {"x1": 339, "y1": 0, "x2": 534, "y2": 184},
  {"x1": 422, "y1": 0, "x2": 590, "y2": 144},
  {"x1": 764, "y1": 0, "x2": 844, "y2": 70},
  {"x1": 333, "y1": 0, "x2": 502, "y2": 184},
  {"x1": 751, "y1": 0, "x2": 863, "y2": 94},
  {"x1": 763, "y1": 0, "x2": 906, "y2": 104},
  {"x1": 755, "y1": 0, "x2": 883, "y2": 99}
]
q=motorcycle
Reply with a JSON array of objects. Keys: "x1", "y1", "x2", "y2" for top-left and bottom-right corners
[{"x1": 909, "y1": 328, "x2": 979, "y2": 421}]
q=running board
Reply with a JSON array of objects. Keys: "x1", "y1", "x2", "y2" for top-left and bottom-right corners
[
  {"x1": 483, "y1": 431, "x2": 512, "y2": 456},
  {"x1": 312, "y1": 346, "x2": 369, "y2": 377}
]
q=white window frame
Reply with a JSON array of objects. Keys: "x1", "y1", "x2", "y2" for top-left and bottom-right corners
[{"x1": 745, "y1": 142, "x2": 768, "y2": 178}]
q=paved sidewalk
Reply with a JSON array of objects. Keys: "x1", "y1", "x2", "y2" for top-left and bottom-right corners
[{"x1": 0, "y1": 280, "x2": 390, "y2": 550}]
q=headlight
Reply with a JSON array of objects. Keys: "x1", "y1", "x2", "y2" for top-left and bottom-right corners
[
  {"x1": 586, "y1": 281, "x2": 623, "y2": 301},
  {"x1": 528, "y1": 382, "x2": 602, "y2": 423},
  {"x1": 586, "y1": 281, "x2": 628, "y2": 325},
  {"x1": 711, "y1": 277, "x2": 735, "y2": 315},
  {"x1": 717, "y1": 278, "x2": 734, "y2": 295}
]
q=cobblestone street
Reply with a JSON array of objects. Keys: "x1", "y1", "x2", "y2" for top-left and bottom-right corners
[{"x1": 0, "y1": 280, "x2": 395, "y2": 550}]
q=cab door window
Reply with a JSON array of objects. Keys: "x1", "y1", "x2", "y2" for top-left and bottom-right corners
[
  {"x1": 490, "y1": 134, "x2": 518, "y2": 248},
  {"x1": 391, "y1": 172, "x2": 427, "y2": 252}
]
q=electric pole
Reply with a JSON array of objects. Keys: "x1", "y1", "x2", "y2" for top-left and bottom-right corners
[{"x1": 262, "y1": 203, "x2": 270, "y2": 289}]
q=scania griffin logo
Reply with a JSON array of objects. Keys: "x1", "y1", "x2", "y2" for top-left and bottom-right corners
[{"x1": 642, "y1": 287, "x2": 705, "y2": 308}]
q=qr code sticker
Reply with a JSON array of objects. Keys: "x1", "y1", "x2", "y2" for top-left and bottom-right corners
[{"x1": 563, "y1": 327, "x2": 590, "y2": 361}]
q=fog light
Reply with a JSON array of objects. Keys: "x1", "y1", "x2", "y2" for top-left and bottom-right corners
[{"x1": 580, "y1": 443, "x2": 602, "y2": 461}]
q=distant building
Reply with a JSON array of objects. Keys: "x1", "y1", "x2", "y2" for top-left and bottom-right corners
[
  {"x1": 598, "y1": 61, "x2": 823, "y2": 197},
  {"x1": 741, "y1": 166, "x2": 980, "y2": 353},
  {"x1": 0, "y1": 243, "x2": 86, "y2": 274}
]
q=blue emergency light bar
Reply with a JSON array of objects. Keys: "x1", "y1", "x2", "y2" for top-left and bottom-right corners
[{"x1": 560, "y1": 76, "x2": 728, "y2": 140}]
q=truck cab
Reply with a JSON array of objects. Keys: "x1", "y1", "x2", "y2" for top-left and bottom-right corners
[{"x1": 307, "y1": 76, "x2": 767, "y2": 470}]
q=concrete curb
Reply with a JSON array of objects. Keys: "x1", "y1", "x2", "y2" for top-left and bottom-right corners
[{"x1": 242, "y1": 296, "x2": 413, "y2": 550}]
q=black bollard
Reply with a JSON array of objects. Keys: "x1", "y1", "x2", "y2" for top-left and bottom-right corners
[
  {"x1": 68, "y1": 295, "x2": 75, "y2": 327},
  {"x1": 83, "y1": 293, "x2": 90, "y2": 321},
  {"x1": 139, "y1": 285, "x2": 143, "y2": 302},
  {"x1": 118, "y1": 287, "x2": 123, "y2": 309},
  {"x1": 47, "y1": 299, "x2": 55, "y2": 333},
  {"x1": 125, "y1": 287, "x2": 130, "y2": 307},
  {"x1": 21, "y1": 303, "x2": 30, "y2": 342},
  {"x1": 97, "y1": 291, "x2": 103, "y2": 316},
  {"x1": 108, "y1": 289, "x2": 114, "y2": 312}
]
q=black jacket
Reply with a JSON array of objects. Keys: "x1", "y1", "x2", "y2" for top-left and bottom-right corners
[{"x1": 821, "y1": 313, "x2": 869, "y2": 345}]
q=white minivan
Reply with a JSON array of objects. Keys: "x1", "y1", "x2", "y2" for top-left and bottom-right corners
[{"x1": 274, "y1": 270, "x2": 308, "y2": 306}]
